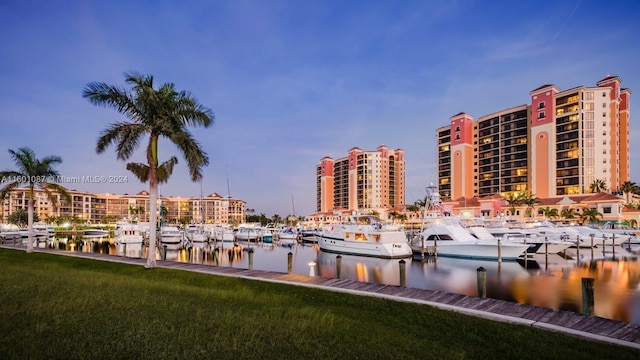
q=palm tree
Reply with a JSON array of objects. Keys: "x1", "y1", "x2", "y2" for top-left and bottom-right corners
[
  {"x1": 560, "y1": 208, "x2": 576, "y2": 220},
  {"x1": 541, "y1": 207, "x2": 559, "y2": 220},
  {"x1": 84, "y1": 72, "x2": 214, "y2": 268},
  {"x1": 580, "y1": 207, "x2": 602, "y2": 225},
  {"x1": 589, "y1": 179, "x2": 608, "y2": 193},
  {"x1": 0, "y1": 147, "x2": 71, "y2": 253},
  {"x1": 620, "y1": 181, "x2": 638, "y2": 204},
  {"x1": 505, "y1": 193, "x2": 521, "y2": 218},
  {"x1": 519, "y1": 192, "x2": 541, "y2": 218},
  {"x1": 388, "y1": 211, "x2": 401, "y2": 224}
]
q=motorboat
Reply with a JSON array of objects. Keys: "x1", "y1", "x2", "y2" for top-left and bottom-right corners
[
  {"x1": 317, "y1": 214, "x2": 412, "y2": 259},
  {"x1": 185, "y1": 224, "x2": 208, "y2": 244},
  {"x1": 412, "y1": 217, "x2": 529, "y2": 260},
  {"x1": 260, "y1": 227, "x2": 274, "y2": 244},
  {"x1": 299, "y1": 228, "x2": 321, "y2": 243},
  {"x1": 465, "y1": 218, "x2": 573, "y2": 255},
  {"x1": 213, "y1": 225, "x2": 235, "y2": 243},
  {"x1": 235, "y1": 224, "x2": 260, "y2": 242},
  {"x1": 84, "y1": 228, "x2": 110, "y2": 237},
  {"x1": 0, "y1": 223, "x2": 21, "y2": 242},
  {"x1": 115, "y1": 223, "x2": 145, "y2": 257},
  {"x1": 160, "y1": 226, "x2": 184, "y2": 250},
  {"x1": 20, "y1": 223, "x2": 50, "y2": 238},
  {"x1": 277, "y1": 227, "x2": 298, "y2": 246}
]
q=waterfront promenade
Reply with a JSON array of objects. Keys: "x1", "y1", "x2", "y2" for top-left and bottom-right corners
[{"x1": 3, "y1": 243, "x2": 640, "y2": 350}]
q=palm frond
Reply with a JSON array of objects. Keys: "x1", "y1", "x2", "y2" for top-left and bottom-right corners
[
  {"x1": 96, "y1": 122, "x2": 146, "y2": 160},
  {"x1": 82, "y1": 82, "x2": 142, "y2": 121},
  {"x1": 157, "y1": 156, "x2": 178, "y2": 184},
  {"x1": 0, "y1": 180, "x2": 22, "y2": 202},
  {"x1": 42, "y1": 182, "x2": 72, "y2": 204},
  {"x1": 168, "y1": 130, "x2": 208, "y2": 182},
  {"x1": 126, "y1": 162, "x2": 150, "y2": 183},
  {"x1": 8, "y1": 147, "x2": 36, "y2": 175}
]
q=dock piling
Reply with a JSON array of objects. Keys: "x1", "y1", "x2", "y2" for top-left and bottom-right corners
[
  {"x1": 336, "y1": 255, "x2": 342, "y2": 279},
  {"x1": 399, "y1": 259, "x2": 406, "y2": 287},
  {"x1": 477, "y1": 267, "x2": 487, "y2": 298},
  {"x1": 582, "y1": 277, "x2": 595, "y2": 316},
  {"x1": 287, "y1": 252, "x2": 293, "y2": 274}
]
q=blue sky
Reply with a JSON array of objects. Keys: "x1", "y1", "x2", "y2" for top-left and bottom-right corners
[{"x1": 1, "y1": 0, "x2": 639, "y2": 217}]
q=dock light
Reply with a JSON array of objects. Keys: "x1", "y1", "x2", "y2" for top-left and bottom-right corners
[{"x1": 308, "y1": 261, "x2": 316, "y2": 276}]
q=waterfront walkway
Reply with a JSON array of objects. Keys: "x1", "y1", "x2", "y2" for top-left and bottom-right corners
[{"x1": 3, "y1": 244, "x2": 640, "y2": 350}]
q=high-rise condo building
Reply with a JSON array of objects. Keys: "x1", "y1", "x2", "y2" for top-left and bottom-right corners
[
  {"x1": 316, "y1": 145, "x2": 405, "y2": 213},
  {"x1": 437, "y1": 75, "x2": 631, "y2": 200}
]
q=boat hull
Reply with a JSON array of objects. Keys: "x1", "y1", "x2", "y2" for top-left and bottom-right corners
[
  {"x1": 318, "y1": 235, "x2": 412, "y2": 259},
  {"x1": 411, "y1": 241, "x2": 529, "y2": 260}
]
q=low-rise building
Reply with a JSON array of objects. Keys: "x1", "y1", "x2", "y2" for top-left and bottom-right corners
[{"x1": 0, "y1": 188, "x2": 246, "y2": 225}]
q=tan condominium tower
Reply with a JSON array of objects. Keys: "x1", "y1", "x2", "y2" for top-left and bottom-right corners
[
  {"x1": 316, "y1": 145, "x2": 405, "y2": 213},
  {"x1": 437, "y1": 75, "x2": 630, "y2": 200}
]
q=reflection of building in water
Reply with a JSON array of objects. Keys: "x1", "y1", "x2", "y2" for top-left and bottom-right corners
[
  {"x1": 511, "y1": 259, "x2": 640, "y2": 324},
  {"x1": 316, "y1": 251, "x2": 401, "y2": 286}
]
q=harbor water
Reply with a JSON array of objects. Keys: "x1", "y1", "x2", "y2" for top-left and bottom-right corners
[{"x1": 36, "y1": 235, "x2": 640, "y2": 325}]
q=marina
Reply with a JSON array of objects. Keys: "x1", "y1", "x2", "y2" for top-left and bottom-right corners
[
  {"x1": 12, "y1": 234, "x2": 640, "y2": 326},
  {"x1": 2, "y1": 238, "x2": 640, "y2": 349}
]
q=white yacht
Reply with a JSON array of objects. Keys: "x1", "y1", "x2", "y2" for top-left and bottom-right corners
[
  {"x1": 20, "y1": 223, "x2": 50, "y2": 238},
  {"x1": 277, "y1": 227, "x2": 298, "y2": 246},
  {"x1": 115, "y1": 223, "x2": 145, "y2": 257},
  {"x1": 0, "y1": 223, "x2": 21, "y2": 241},
  {"x1": 317, "y1": 214, "x2": 412, "y2": 259},
  {"x1": 185, "y1": 224, "x2": 208, "y2": 244},
  {"x1": 160, "y1": 226, "x2": 184, "y2": 250},
  {"x1": 235, "y1": 224, "x2": 260, "y2": 242},
  {"x1": 410, "y1": 185, "x2": 529, "y2": 260},
  {"x1": 212, "y1": 225, "x2": 235, "y2": 243},
  {"x1": 412, "y1": 217, "x2": 529, "y2": 260},
  {"x1": 470, "y1": 218, "x2": 573, "y2": 254},
  {"x1": 84, "y1": 228, "x2": 110, "y2": 237}
]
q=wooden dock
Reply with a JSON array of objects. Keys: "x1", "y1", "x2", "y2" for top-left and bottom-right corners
[{"x1": 3, "y1": 244, "x2": 640, "y2": 349}]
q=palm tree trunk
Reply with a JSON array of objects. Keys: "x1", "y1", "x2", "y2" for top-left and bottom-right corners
[
  {"x1": 146, "y1": 182, "x2": 158, "y2": 268},
  {"x1": 147, "y1": 190, "x2": 158, "y2": 266},
  {"x1": 27, "y1": 197, "x2": 34, "y2": 253},
  {"x1": 146, "y1": 135, "x2": 159, "y2": 268}
]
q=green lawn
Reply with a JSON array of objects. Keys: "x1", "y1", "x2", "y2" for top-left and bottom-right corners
[{"x1": 0, "y1": 248, "x2": 638, "y2": 359}]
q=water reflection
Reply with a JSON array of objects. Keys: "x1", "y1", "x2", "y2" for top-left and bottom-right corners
[{"x1": 29, "y1": 235, "x2": 640, "y2": 325}]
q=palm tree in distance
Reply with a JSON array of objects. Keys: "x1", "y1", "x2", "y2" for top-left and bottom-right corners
[
  {"x1": 505, "y1": 193, "x2": 522, "y2": 218},
  {"x1": 0, "y1": 147, "x2": 71, "y2": 253},
  {"x1": 580, "y1": 207, "x2": 603, "y2": 225},
  {"x1": 541, "y1": 207, "x2": 559, "y2": 220},
  {"x1": 589, "y1": 179, "x2": 608, "y2": 193},
  {"x1": 519, "y1": 192, "x2": 541, "y2": 218},
  {"x1": 83, "y1": 72, "x2": 214, "y2": 268},
  {"x1": 561, "y1": 208, "x2": 576, "y2": 220},
  {"x1": 620, "y1": 181, "x2": 638, "y2": 204}
]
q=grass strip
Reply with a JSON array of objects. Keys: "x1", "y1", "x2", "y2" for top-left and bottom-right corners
[{"x1": 0, "y1": 248, "x2": 638, "y2": 359}]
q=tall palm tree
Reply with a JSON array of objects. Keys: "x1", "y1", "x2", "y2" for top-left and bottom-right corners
[
  {"x1": 83, "y1": 72, "x2": 214, "y2": 268},
  {"x1": 0, "y1": 147, "x2": 71, "y2": 253},
  {"x1": 589, "y1": 179, "x2": 608, "y2": 193}
]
